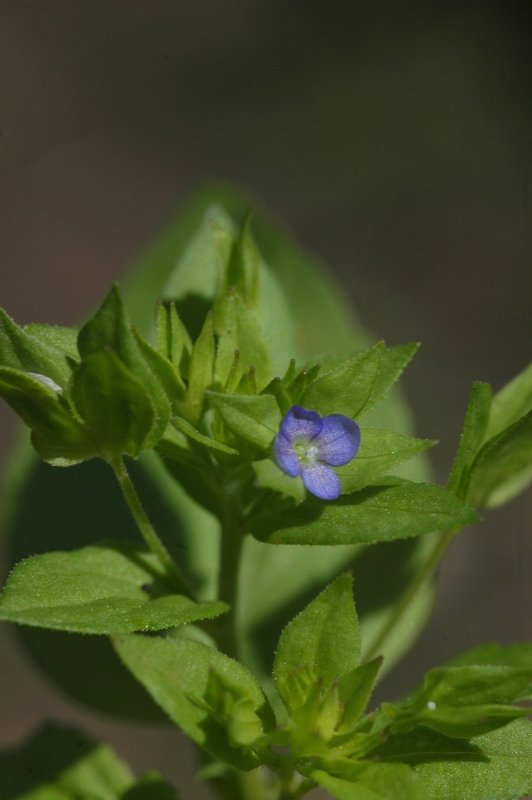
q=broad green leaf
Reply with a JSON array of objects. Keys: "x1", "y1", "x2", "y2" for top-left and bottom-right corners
[
  {"x1": 23, "y1": 324, "x2": 80, "y2": 363},
  {"x1": 274, "y1": 575, "x2": 360, "y2": 710},
  {"x1": 383, "y1": 664, "x2": 532, "y2": 738},
  {"x1": 312, "y1": 762, "x2": 428, "y2": 800},
  {"x1": 214, "y1": 290, "x2": 273, "y2": 391},
  {"x1": 0, "y1": 542, "x2": 227, "y2": 634},
  {"x1": 77, "y1": 285, "x2": 170, "y2": 445},
  {"x1": 112, "y1": 634, "x2": 275, "y2": 770},
  {"x1": 207, "y1": 391, "x2": 281, "y2": 451},
  {"x1": 0, "y1": 308, "x2": 74, "y2": 388},
  {"x1": 301, "y1": 343, "x2": 384, "y2": 419},
  {"x1": 187, "y1": 311, "x2": 215, "y2": 423},
  {"x1": 162, "y1": 204, "x2": 234, "y2": 311},
  {"x1": 0, "y1": 367, "x2": 95, "y2": 466},
  {"x1": 484, "y1": 361, "x2": 532, "y2": 441},
  {"x1": 252, "y1": 458, "x2": 305, "y2": 503},
  {"x1": 0, "y1": 722, "x2": 134, "y2": 800},
  {"x1": 447, "y1": 382, "x2": 492, "y2": 498},
  {"x1": 252, "y1": 482, "x2": 479, "y2": 545},
  {"x1": 468, "y1": 409, "x2": 532, "y2": 508},
  {"x1": 446, "y1": 642, "x2": 532, "y2": 684},
  {"x1": 379, "y1": 720, "x2": 532, "y2": 800},
  {"x1": 71, "y1": 350, "x2": 156, "y2": 460},
  {"x1": 337, "y1": 429, "x2": 435, "y2": 494}
]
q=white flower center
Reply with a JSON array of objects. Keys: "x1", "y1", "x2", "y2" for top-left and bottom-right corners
[{"x1": 294, "y1": 440, "x2": 320, "y2": 465}]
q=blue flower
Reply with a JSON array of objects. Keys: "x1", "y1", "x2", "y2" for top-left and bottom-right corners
[{"x1": 274, "y1": 405, "x2": 361, "y2": 500}]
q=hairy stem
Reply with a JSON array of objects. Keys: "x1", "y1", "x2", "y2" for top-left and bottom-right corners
[
  {"x1": 111, "y1": 456, "x2": 192, "y2": 596},
  {"x1": 364, "y1": 528, "x2": 457, "y2": 662}
]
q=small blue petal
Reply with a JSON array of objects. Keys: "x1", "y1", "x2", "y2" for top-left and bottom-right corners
[
  {"x1": 313, "y1": 414, "x2": 361, "y2": 466},
  {"x1": 281, "y1": 405, "x2": 322, "y2": 443},
  {"x1": 274, "y1": 432, "x2": 300, "y2": 477},
  {"x1": 301, "y1": 462, "x2": 341, "y2": 500}
]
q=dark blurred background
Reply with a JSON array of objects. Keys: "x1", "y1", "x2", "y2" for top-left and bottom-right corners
[{"x1": 0, "y1": 1, "x2": 531, "y2": 797}]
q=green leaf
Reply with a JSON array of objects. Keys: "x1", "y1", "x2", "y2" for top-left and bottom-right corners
[
  {"x1": 172, "y1": 416, "x2": 239, "y2": 455},
  {"x1": 337, "y1": 429, "x2": 435, "y2": 494},
  {"x1": 187, "y1": 311, "x2": 215, "y2": 423},
  {"x1": 0, "y1": 542, "x2": 227, "y2": 634},
  {"x1": 207, "y1": 391, "x2": 281, "y2": 451},
  {"x1": 446, "y1": 642, "x2": 532, "y2": 684},
  {"x1": 378, "y1": 719, "x2": 532, "y2": 800},
  {"x1": 133, "y1": 328, "x2": 186, "y2": 407},
  {"x1": 335, "y1": 657, "x2": 383, "y2": 735},
  {"x1": 162, "y1": 204, "x2": 234, "y2": 310},
  {"x1": 0, "y1": 308, "x2": 74, "y2": 388},
  {"x1": 301, "y1": 343, "x2": 419, "y2": 422},
  {"x1": 274, "y1": 574, "x2": 361, "y2": 711},
  {"x1": 214, "y1": 289, "x2": 273, "y2": 391},
  {"x1": 252, "y1": 482, "x2": 479, "y2": 545},
  {"x1": 71, "y1": 350, "x2": 156, "y2": 460},
  {"x1": 112, "y1": 634, "x2": 275, "y2": 770},
  {"x1": 0, "y1": 367, "x2": 95, "y2": 466},
  {"x1": 120, "y1": 773, "x2": 179, "y2": 799},
  {"x1": 383, "y1": 664, "x2": 532, "y2": 738},
  {"x1": 203, "y1": 668, "x2": 265, "y2": 748},
  {"x1": 448, "y1": 382, "x2": 492, "y2": 498},
  {"x1": 301, "y1": 343, "x2": 384, "y2": 419},
  {"x1": 467, "y1": 409, "x2": 532, "y2": 508},
  {"x1": 252, "y1": 458, "x2": 305, "y2": 503},
  {"x1": 312, "y1": 762, "x2": 428, "y2": 800},
  {"x1": 23, "y1": 324, "x2": 80, "y2": 363},
  {"x1": 484, "y1": 361, "x2": 532, "y2": 441},
  {"x1": 0, "y1": 722, "x2": 134, "y2": 800}
]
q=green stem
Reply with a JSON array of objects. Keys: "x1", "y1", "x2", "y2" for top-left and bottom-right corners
[
  {"x1": 111, "y1": 457, "x2": 192, "y2": 597},
  {"x1": 216, "y1": 512, "x2": 246, "y2": 659},
  {"x1": 364, "y1": 528, "x2": 457, "y2": 662}
]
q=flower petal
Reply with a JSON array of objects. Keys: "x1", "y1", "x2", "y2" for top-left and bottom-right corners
[
  {"x1": 301, "y1": 462, "x2": 341, "y2": 500},
  {"x1": 313, "y1": 414, "x2": 361, "y2": 466},
  {"x1": 274, "y1": 432, "x2": 301, "y2": 477},
  {"x1": 281, "y1": 405, "x2": 322, "y2": 442}
]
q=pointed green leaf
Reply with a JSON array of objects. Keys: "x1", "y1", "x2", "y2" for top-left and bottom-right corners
[
  {"x1": 112, "y1": 634, "x2": 275, "y2": 770},
  {"x1": 77, "y1": 286, "x2": 170, "y2": 444},
  {"x1": 383, "y1": 664, "x2": 532, "y2": 738},
  {"x1": 0, "y1": 543, "x2": 227, "y2": 634},
  {"x1": 214, "y1": 290, "x2": 273, "y2": 391},
  {"x1": 253, "y1": 482, "x2": 480, "y2": 545},
  {"x1": 133, "y1": 328, "x2": 186, "y2": 407},
  {"x1": 223, "y1": 210, "x2": 260, "y2": 306},
  {"x1": 301, "y1": 343, "x2": 384, "y2": 419},
  {"x1": 337, "y1": 429, "x2": 435, "y2": 494},
  {"x1": 187, "y1": 312, "x2": 215, "y2": 423},
  {"x1": 207, "y1": 391, "x2": 281, "y2": 451},
  {"x1": 162, "y1": 204, "x2": 234, "y2": 305},
  {"x1": 23, "y1": 324, "x2": 80, "y2": 362},
  {"x1": 172, "y1": 416, "x2": 239, "y2": 455},
  {"x1": 335, "y1": 657, "x2": 383, "y2": 735},
  {"x1": 468, "y1": 409, "x2": 532, "y2": 507},
  {"x1": 301, "y1": 343, "x2": 418, "y2": 422},
  {"x1": 274, "y1": 574, "x2": 361, "y2": 710},
  {"x1": 0, "y1": 367, "x2": 95, "y2": 465},
  {"x1": 312, "y1": 762, "x2": 428, "y2": 800},
  {"x1": 448, "y1": 382, "x2": 492, "y2": 498},
  {"x1": 0, "y1": 308, "x2": 74, "y2": 388},
  {"x1": 446, "y1": 642, "x2": 532, "y2": 684},
  {"x1": 485, "y1": 361, "x2": 532, "y2": 441},
  {"x1": 71, "y1": 350, "x2": 155, "y2": 460}
]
